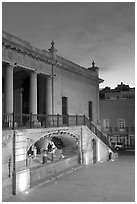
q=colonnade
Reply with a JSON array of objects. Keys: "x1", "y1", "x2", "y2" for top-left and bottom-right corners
[{"x1": 3, "y1": 63, "x2": 52, "y2": 118}]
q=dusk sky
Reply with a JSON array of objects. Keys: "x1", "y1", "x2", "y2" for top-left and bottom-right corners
[{"x1": 2, "y1": 2, "x2": 135, "y2": 89}]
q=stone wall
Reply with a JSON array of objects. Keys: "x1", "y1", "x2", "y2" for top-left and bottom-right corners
[
  {"x1": 2, "y1": 126, "x2": 112, "y2": 167},
  {"x1": 30, "y1": 155, "x2": 79, "y2": 188},
  {"x1": 54, "y1": 65, "x2": 99, "y2": 124},
  {"x1": 81, "y1": 126, "x2": 111, "y2": 163}
]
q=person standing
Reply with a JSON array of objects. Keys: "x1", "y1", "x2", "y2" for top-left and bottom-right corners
[{"x1": 33, "y1": 146, "x2": 37, "y2": 158}]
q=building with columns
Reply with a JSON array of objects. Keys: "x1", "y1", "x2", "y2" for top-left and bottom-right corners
[
  {"x1": 3, "y1": 32, "x2": 117, "y2": 198},
  {"x1": 2, "y1": 31, "x2": 103, "y2": 127}
]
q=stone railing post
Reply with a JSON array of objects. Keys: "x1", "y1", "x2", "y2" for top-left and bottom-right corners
[{"x1": 57, "y1": 114, "x2": 59, "y2": 127}]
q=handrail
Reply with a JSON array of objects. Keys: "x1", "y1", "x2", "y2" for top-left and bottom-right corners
[
  {"x1": 2, "y1": 113, "x2": 85, "y2": 130},
  {"x1": 2, "y1": 112, "x2": 114, "y2": 151},
  {"x1": 84, "y1": 116, "x2": 115, "y2": 152}
]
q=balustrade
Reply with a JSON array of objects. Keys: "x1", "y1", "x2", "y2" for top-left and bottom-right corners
[{"x1": 2, "y1": 113, "x2": 114, "y2": 151}]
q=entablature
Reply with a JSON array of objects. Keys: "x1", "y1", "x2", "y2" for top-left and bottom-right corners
[{"x1": 2, "y1": 31, "x2": 102, "y2": 83}]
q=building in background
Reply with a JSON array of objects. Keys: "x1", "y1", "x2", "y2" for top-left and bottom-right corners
[{"x1": 99, "y1": 82, "x2": 135, "y2": 149}]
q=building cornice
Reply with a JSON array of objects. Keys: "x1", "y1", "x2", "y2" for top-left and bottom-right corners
[{"x1": 2, "y1": 31, "x2": 103, "y2": 82}]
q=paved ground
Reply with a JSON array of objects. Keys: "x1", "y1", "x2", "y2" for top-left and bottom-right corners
[{"x1": 3, "y1": 151, "x2": 135, "y2": 202}]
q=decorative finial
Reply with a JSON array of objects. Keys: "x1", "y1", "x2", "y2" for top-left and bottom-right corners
[
  {"x1": 51, "y1": 40, "x2": 55, "y2": 48},
  {"x1": 92, "y1": 61, "x2": 95, "y2": 67},
  {"x1": 48, "y1": 40, "x2": 57, "y2": 60}
]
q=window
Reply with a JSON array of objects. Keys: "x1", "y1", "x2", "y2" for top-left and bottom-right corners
[
  {"x1": 117, "y1": 119, "x2": 125, "y2": 131},
  {"x1": 103, "y1": 119, "x2": 109, "y2": 130},
  {"x1": 62, "y1": 97, "x2": 68, "y2": 124},
  {"x1": 88, "y1": 101, "x2": 93, "y2": 121}
]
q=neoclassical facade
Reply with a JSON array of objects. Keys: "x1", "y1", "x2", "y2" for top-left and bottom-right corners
[{"x1": 2, "y1": 31, "x2": 103, "y2": 126}]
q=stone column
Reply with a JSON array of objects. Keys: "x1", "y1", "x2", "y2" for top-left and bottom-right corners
[
  {"x1": 46, "y1": 76, "x2": 52, "y2": 115},
  {"x1": 29, "y1": 71, "x2": 37, "y2": 117},
  {"x1": 4, "y1": 64, "x2": 13, "y2": 114}
]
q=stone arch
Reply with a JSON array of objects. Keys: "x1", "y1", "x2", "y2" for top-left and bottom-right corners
[{"x1": 26, "y1": 130, "x2": 80, "y2": 153}]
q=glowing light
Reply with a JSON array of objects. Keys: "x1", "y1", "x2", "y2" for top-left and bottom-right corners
[
  {"x1": 18, "y1": 174, "x2": 27, "y2": 192},
  {"x1": 17, "y1": 171, "x2": 30, "y2": 193},
  {"x1": 84, "y1": 154, "x2": 89, "y2": 165},
  {"x1": 97, "y1": 140, "x2": 101, "y2": 162}
]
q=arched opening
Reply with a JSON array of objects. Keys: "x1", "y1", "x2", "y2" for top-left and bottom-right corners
[{"x1": 27, "y1": 132, "x2": 79, "y2": 166}]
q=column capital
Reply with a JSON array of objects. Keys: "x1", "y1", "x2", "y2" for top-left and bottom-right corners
[
  {"x1": 8, "y1": 62, "x2": 17, "y2": 68},
  {"x1": 35, "y1": 69, "x2": 40, "y2": 75},
  {"x1": 31, "y1": 69, "x2": 40, "y2": 75}
]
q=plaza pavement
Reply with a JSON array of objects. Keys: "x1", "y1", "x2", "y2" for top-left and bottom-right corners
[{"x1": 3, "y1": 151, "x2": 135, "y2": 202}]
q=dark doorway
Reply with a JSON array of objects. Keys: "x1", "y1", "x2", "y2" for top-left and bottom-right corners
[
  {"x1": 92, "y1": 139, "x2": 96, "y2": 163},
  {"x1": 88, "y1": 101, "x2": 93, "y2": 121},
  {"x1": 37, "y1": 75, "x2": 46, "y2": 114},
  {"x1": 62, "y1": 96, "x2": 68, "y2": 124}
]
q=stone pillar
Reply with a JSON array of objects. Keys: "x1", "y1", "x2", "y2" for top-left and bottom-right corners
[
  {"x1": 46, "y1": 76, "x2": 52, "y2": 115},
  {"x1": 29, "y1": 71, "x2": 37, "y2": 116},
  {"x1": 96, "y1": 80, "x2": 101, "y2": 130},
  {"x1": 4, "y1": 64, "x2": 13, "y2": 114}
]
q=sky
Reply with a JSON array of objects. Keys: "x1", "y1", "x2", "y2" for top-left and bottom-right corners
[{"x1": 2, "y1": 2, "x2": 135, "y2": 89}]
